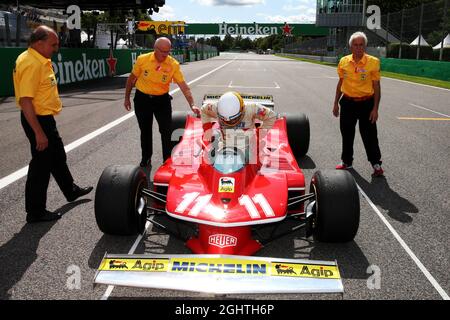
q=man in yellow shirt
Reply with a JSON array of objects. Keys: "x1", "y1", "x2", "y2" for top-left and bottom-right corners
[
  {"x1": 333, "y1": 31, "x2": 384, "y2": 177},
  {"x1": 13, "y1": 26, "x2": 92, "y2": 223},
  {"x1": 124, "y1": 37, "x2": 198, "y2": 167}
]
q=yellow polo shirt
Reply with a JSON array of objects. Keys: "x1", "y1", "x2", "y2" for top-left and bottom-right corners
[
  {"x1": 132, "y1": 52, "x2": 184, "y2": 95},
  {"x1": 337, "y1": 54, "x2": 381, "y2": 98},
  {"x1": 13, "y1": 48, "x2": 61, "y2": 115}
]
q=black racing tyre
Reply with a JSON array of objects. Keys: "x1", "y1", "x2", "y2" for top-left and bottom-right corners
[
  {"x1": 309, "y1": 170, "x2": 360, "y2": 242},
  {"x1": 171, "y1": 111, "x2": 188, "y2": 150},
  {"x1": 95, "y1": 165, "x2": 147, "y2": 235},
  {"x1": 286, "y1": 113, "x2": 310, "y2": 158}
]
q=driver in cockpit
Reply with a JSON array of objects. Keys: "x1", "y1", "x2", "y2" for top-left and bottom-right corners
[{"x1": 195, "y1": 91, "x2": 277, "y2": 164}]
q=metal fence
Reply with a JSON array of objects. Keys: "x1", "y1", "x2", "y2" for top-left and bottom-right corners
[
  {"x1": 284, "y1": 36, "x2": 328, "y2": 56},
  {"x1": 285, "y1": 0, "x2": 449, "y2": 61},
  {"x1": 381, "y1": 0, "x2": 449, "y2": 59}
]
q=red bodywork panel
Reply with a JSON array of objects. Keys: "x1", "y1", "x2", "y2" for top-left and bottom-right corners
[{"x1": 153, "y1": 115, "x2": 306, "y2": 255}]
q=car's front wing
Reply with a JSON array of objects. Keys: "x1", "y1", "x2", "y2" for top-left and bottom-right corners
[{"x1": 94, "y1": 254, "x2": 343, "y2": 294}]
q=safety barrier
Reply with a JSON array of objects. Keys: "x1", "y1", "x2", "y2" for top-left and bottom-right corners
[
  {"x1": 1, "y1": 47, "x2": 219, "y2": 97},
  {"x1": 380, "y1": 58, "x2": 450, "y2": 82}
]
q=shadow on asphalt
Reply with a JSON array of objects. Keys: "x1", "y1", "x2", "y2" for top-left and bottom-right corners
[
  {"x1": 88, "y1": 234, "x2": 143, "y2": 269},
  {"x1": 88, "y1": 217, "x2": 193, "y2": 269},
  {"x1": 0, "y1": 222, "x2": 57, "y2": 299},
  {"x1": 308, "y1": 241, "x2": 370, "y2": 280},
  {"x1": 57, "y1": 198, "x2": 92, "y2": 217},
  {"x1": 0, "y1": 199, "x2": 91, "y2": 299},
  {"x1": 297, "y1": 155, "x2": 317, "y2": 170},
  {"x1": 258, "y1": 232, "x2": 369, "y2": 280},
  {"x1": 58, "y1": 75, "x2": 128, "y2": 95},
  {"x1": 350, "y1": 170, "x2": 418, "y2": 224}
]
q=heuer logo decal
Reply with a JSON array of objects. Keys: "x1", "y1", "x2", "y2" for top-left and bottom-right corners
[
  {"x1": 219, "y1": 177, "x2": 235, "y2": 193},
  {"x1": 208, "y1": 234, "x2": 237, "y2": 248}
]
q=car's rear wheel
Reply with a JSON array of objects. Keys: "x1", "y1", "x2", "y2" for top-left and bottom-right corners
[
  {"x1": 95, "y1": 165, "x2": 147, "y2": 235},
  {"x1": 309, "y1": 170, "x2": 360, "y2": 242},
  {"x1": 286, "y1": 113, "x2": 310, "y2": 158}
]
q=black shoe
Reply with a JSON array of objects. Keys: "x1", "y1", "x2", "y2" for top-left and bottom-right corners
[
  {"x1": 140, "y1": 158, "x2": 151, "y2": 167},
  {"x1": 26, "y1": 210, "x2": 62, "y2": 223},
  {"x1": 67, "y1": 184, "x2": 93, "y2": 202}
]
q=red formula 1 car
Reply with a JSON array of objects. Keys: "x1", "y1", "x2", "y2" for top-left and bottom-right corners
[{"x1": 93, "y1": 94, "x2": 360, "y2": 294}]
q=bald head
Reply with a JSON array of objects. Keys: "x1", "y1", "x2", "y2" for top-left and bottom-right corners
[
  {"x1": 154, "y1": 37, "x2": 172, "y2": 62},
  {"x1": 29, "y1": 25, "x2": 57, "y2": 45},
  {"x1": 155, "y1": 37, "x2": 172, "y2": 49},
  {"x1": 29, "y1": 25, "x2": 59, "y2": 58}
]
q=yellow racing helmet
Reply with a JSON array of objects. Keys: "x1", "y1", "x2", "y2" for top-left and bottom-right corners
[{"x1": 217, "y1": 91, "x2": 245, "y2": 128}]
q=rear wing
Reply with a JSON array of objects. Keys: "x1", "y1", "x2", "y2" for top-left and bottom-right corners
[{"x1": 203, "y1": 93, "x2": 274, "y2": 110}]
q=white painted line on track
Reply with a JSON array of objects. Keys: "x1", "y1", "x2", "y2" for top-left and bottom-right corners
[
  {"x1": 0, "y1": 58, "x2": 236, "y2": 192},
  {"x1": 229, "y1": 83, "x2": 280, "y2": 89},
  {"x1": 197, "y1": 84, "x2": 232, "y2": 88},
  {"x1": 100, "y1": 220, "x2": 151, "y2": 300},
  {"x1": 199, "y1": 81, "x2": 280, "y2": 89},
  {"x1": 408, "y1": 103, "x2": 450, "y2": 118},
  {"x1": 99, "y1": 58, "x2": 236, "y2": 300},
  {"x1": 383, "y1": 77, "x2": 450, "y2": 92},
  {"x1": 357, "y1": 184, "x2": 450, "y2": 300}
]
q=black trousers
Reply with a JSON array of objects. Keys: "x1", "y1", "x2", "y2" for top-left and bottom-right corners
[
  {"x1": 21, "y1": 113, "x2": 74, "y2": 214},
  {"x1": 133, "y1": 90, "x2": 173, "y2": 162},
  {"x1": 339, "y1": 96, "x2": 382, "y2": 166}
]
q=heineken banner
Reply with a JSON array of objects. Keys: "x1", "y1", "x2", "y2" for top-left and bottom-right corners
[
  {"x1": 1, "y1": 47, "x2": 218, "y2": 96},
  {"x1": 133, "y1": 21, "x2": 327, "y2": 37},
  {"x1": 185, "y1": 23, "x2": 328, "y2": 37}
]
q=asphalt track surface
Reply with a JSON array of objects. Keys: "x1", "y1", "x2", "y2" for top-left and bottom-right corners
[{"x1": 0, "y1": 52, "x2": 449, "y2": 300}]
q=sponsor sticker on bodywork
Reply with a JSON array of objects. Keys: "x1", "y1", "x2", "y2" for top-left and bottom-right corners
[
  {"x1": 219, "y1": 177, "x2": 235, "y2": 193},
  {"x1": 208, "y1": 234, "x2": 238, "y2": 248},
  {"x1": 95, "y1": 255, "x2": 343, "y2": 293},
  {"x1": 99, "y1": 258, "x2": 169, "y2": 272},
  {"x1": 170, "y1": 258, "x2": 268, "y2": 275},
  {"x1": 98, "y1": 257, "x2": 340, "y2": 279},
  {"x1": 272, "y1": 262, "x2": 340, "y2": 279}
]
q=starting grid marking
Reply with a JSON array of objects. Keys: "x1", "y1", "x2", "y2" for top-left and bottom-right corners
[
  {"x1": 398, "y1": 103, "x2": 450, "y2": 121},
  {"x1": 398, "y1": 117, "x2": 450, "y2": 121},
  {"x1": 198, "y1": 81, "x2": 280, "y2": 90}
]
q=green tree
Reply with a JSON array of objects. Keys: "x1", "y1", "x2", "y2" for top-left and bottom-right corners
[
  {"x1": 240, "y1": 37, "x2": 254, "y2": 51},
  {"x1": 222, "y1": 34, "x2": 234, "y2": 51}
]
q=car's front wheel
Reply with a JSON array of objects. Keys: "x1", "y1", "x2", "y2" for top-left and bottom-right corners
[
  {"x1": 309, "y1": 170, "x2": 360, "y2": 242},
  {"x1": 95, "y1": 165, "x2": 147, "y2": 235}
]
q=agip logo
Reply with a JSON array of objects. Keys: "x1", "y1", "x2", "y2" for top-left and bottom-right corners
[{"x1": 218, "y1": 177, "x2": 235, "y2": 193}]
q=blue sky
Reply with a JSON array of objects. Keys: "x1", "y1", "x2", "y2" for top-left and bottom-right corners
[{"x1": 151, "y1": 0, "x2": 317, "y2": 24}]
